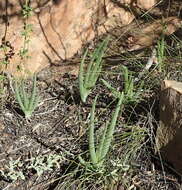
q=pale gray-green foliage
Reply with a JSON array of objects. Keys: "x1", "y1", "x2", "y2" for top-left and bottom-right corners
[
  {"x1": 79, "y1": 37, "x2": 109, "y2": 103},
  {"x1": 101, "y1": 66, "x2": 143, "y2": 104},
  {"x1": 1, "y1": 157, "x2": 25, "y2": 181},
  {"x1": 0, "y1": 154, "x2": 63, "y2": 181},
  {"x1": 79, "y1": 93, "x2": 123, "y2": 170},
  {"x1": 14, "y1": 74, "x2": 39, "y2": 118},
  {"x1": 27, "y1": 154, "x2": 62, "y2": 177}
]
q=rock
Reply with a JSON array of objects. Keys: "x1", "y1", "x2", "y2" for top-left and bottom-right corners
[
  {"x1": 0, "y1": 0, "x2": 134, "y2": 77},
  {"x1": 137, "y1": 0, "x2": 157, "y2": 10},
  {"x1": 0, "y1": 1, "x2": 181, "y2": 77},
  {"x1": 156, "y1": 80, "x2": 182, "y2": 173},
  {"x1": 112, "y1": 0, "x2": 157, "y2": 9},
  {"x1": 124, "y1": 17, "x2": 182, "y2": 52}
]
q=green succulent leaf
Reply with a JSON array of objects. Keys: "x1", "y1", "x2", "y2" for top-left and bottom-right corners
[
  {"x1": 79, "y1": 93, "x2": 123, "y2": 171},
  {"x1": 79, "y1": 37, "x2": 109, "y2": 103},
  {"x1": 89, "y1": 95, "x2": 98, "y2": 165},
  {"x1": 100, "y1": 93, "x2": 124, "y2": 159},
  {"x1": 96, "y1": 121, "x2": 108, "y2": 162},
  {"x1": 14, "y1": 74, "x2": 39, "y2": 119}
]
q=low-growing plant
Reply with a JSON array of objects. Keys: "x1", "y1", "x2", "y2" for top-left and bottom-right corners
[
  {"x1": 14, "y1": 74, "x2": 39, "y2": 119},
  {"x1": 0, "y1": 154, "x2": 63, "y2": 182},
  {"x1": 101, "y1": 66, "x2": 143, "y2": 104},
  {"x1": 79, "y1": 37, "x2": 109, "y2": 103},
  {"x1": 101, "y1": 79, "x2": 121, "y2": 99},
  {"x1": 122, "y1": 65, "x2": 141, "y2": 103},
  {"x1": 27, "y1": 154, "x2": 62, "y2": 177},
  {"x1": 1, "y1": 157, "x2": 25, "y2": 181},
  {"x1": 157, "y1": 35, "x2": 166, "y2": 72},
  {"x1": 79, "y1": 93, "x2": 124, "y2": 171}
]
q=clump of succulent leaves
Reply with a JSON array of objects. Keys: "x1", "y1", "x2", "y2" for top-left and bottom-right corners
[
  {"x1": 101, "y1": 66, "x2": 143, "y2": 104},
  {"x1": 79, "y1": 93, "x2": 124, "y2": 171},
  {"x1": 79, "y1": 37, "x2": 109, "y2": 103},
  {"x1": 14, "y1": 74, "x2": 39, "y2": 119}
]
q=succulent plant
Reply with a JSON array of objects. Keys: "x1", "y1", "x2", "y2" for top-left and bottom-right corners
[{"x1": 14, "y1": 74, "x2": 39, "y2": 119}]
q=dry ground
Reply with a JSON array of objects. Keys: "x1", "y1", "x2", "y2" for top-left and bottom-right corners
[
  {"x1": 0, "y1": 39, "x2": 181, "y2": 189},
  {"x1": 0, "y1": 1, "x2": 182, "y2": 188}
]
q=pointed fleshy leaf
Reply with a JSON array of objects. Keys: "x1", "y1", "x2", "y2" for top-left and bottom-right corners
[
  {"x1": 101, "y1": 79, "x2": 121, "y2": 98},
  {"x1": 21, "y1": 79, "x2": 29, "y2": 110},
  {"x1": 15, "y1": 80, "x2": 26, "y2": 112},
  {"x1": 89, "y1": 95, "x2": 98, "y2": 165},
  {"x1": 96, "y1": 121, "x2": 108, "y2": 161},
  {"x1": 101, "y1": 93, "x2": 124, "y2": 159},
  {"x1": 28, "y1": 74, "x2": 37, "y2": 110},
  {"x1": 79, "y1": 48, "x2": 89, "y2": 102}
]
